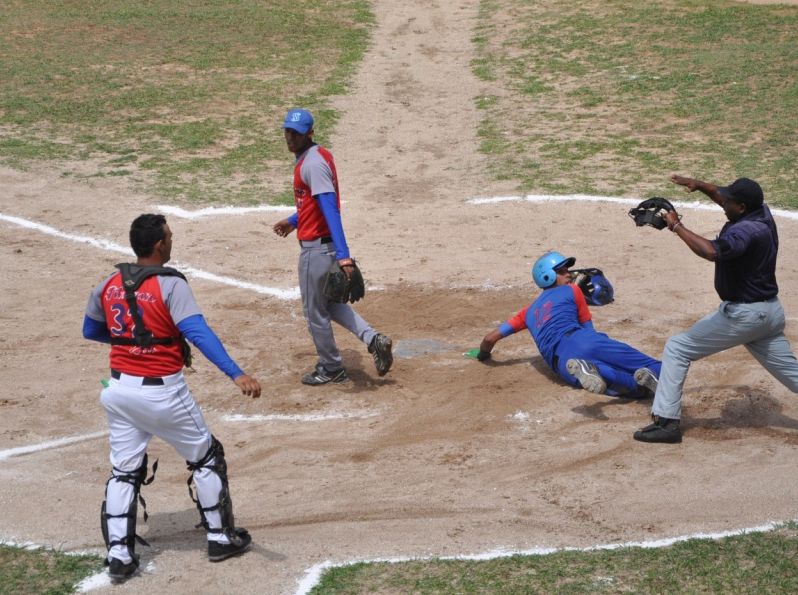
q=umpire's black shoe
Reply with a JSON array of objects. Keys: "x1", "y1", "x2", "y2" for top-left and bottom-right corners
[
  {"x1": 368, "y1": 333, "x2": 393, "y2": 376},
  {"x1": 208, "y1": 528, "x2": 252, "y2": 562},
  {"x1": 301, "y1": 364, "x2": 349, "y2": 386},
  {"x1": 633, "y1": 415, "x2": 682, "y2": 443},
  {"x1": 107, "y1": 556, "x2": 139, "y2": 581}
]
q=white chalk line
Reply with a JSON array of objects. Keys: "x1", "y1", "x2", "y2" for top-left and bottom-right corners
[
  {"x1": 0, "y1": 410, "x2": 381, "y2": 464},
  {"x1": 156, "y1": 204, "x2": 294, "y2": 219},
  {"x1": 295, "y1": 519, "x2": 796, "y2": 595},
  {"x1": 0, "y1": 430, "x2": 109, "y2": 462},
  {"x1": 467, "y1": 194, "x2": 798, "y2": 221},
  {"x1": 0, "y1": 212, "x2": 300, "y2": 300},
  {"x1": 223, "y1": 411, "x2": 380, "y2": 423}
]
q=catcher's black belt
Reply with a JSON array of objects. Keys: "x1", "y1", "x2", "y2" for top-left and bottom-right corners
[{"x1": 111, "y1": 369, "x2": 165, "y2": 385}]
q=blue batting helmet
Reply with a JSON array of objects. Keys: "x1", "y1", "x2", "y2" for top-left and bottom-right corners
[
  {"x1": 585, "y1": 272, "x2": 614, "y2": 305},
  {"x1": 532, "y1": 251, "x2": 576, "y2": 289}
]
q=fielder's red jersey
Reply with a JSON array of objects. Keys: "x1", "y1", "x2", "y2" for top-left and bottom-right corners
[
  {"x1": 293, "y1": 145, "x2": 340, "y2": 240},
  {"x1": 101, "y1": 272, "x2": 184, "y2": 376}
]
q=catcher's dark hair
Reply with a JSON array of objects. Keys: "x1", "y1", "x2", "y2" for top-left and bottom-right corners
[{"x1": 130, "y1": 213, "x2": 167, "y2": 257}]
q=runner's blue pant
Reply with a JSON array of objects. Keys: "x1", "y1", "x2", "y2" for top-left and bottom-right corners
[{"x1": 553, "y1": 328, "x2": 662, "y2": 396}]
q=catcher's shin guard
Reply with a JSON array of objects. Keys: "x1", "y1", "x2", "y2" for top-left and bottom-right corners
[
  {"x1": 101, "y1": 454, "x2": 158, "y2": 563},
  {"x1": 186, "y1": 436, "x2": 242, "y2": 543}
]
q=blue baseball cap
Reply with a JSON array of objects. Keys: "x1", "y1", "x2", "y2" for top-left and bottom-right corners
[{"x1": 282, "y1": 108, "x2": 314, "y2": 135}]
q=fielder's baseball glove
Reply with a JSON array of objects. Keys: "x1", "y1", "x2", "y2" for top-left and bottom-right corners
[
  {"x1": 323, "y1": 260, "x2": 366, "y2": 304},
  {"x1": 628, "y1": 196, "x2": 676, "y2": 230}
]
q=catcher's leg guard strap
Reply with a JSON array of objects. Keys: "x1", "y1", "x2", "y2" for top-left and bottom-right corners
[
  {"x1": 186, "y1": 436, "x2": 238, "y2": 540},
  {"x1": 101, "y1": 454, "x2": 158, "y2": 561}
]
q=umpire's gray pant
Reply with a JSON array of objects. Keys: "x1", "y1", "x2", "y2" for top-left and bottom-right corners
[
  {"x1": 652, "y1": 297, "x2": 798, "y2": 419},
  {"x1": 298, "y1": 239, "x2": 376, "y2": 371}
]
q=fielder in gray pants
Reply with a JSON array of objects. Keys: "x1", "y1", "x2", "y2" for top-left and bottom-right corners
[
  {"x1": 299, "y1": 238, "x2": 381, "y2": 377},
  {"x1": 273, "y1": 108, "x2": 393, "y2": 385},
  {"x1": 632, "y1": 175, "x2": 798, "y2": 443}
]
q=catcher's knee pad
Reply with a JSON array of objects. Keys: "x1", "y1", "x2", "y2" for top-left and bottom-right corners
[
  {"x1": 186, "y1": 436, "x2": 238, "y2": 540},
  {"x1": 101, "y1": 454, "x2": 158, "y2": 560}
]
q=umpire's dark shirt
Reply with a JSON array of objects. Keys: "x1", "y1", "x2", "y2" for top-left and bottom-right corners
[{"x1": 711, "y1": 204, "x2": 778, "y2": 303}]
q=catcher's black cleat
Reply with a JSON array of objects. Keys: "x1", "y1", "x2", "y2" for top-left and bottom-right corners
[
  {"x1": 633, "y1": 415, "x2": 682, "y2": 443},
  {"x1": 208, "y1": 528, "x2": 252, "y2": 562},
  {"x1": 107, "y1": 556, "x2": 139, "y2": 581},
  {"x1": 368, "y1": 333, "x2": 393, "y2": 377},
  {"x1": 634, "y1": 367, "x2": 659, "y2": 399},
  {"x1": 301, "y1": 364, "x2": 349, "y2": 386},
  {"x1": 566, "y1": 359, "x2": 607, "y2": 394}
]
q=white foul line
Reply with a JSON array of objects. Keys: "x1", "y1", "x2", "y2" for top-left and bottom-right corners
[
  {"x1": 295, "y1": 519, "x2": 795, "y2": 595},
  {"x1": 223, "y1": 411, "x2": 379, "y2": 423},
  {"x1": 0, "y1": 430, "x2": 109, "y2": 462},
  {"x1": 0, "y1": 213, "x2": 300, "y2": 300},
  {"x1": 466, "y1": 194, "x2": 798, "y2": 221},
  {"x1": 156, "y1": 204, "x2": 294, "y2": 219}
]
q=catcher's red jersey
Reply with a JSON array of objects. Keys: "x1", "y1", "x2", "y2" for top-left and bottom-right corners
[{"x1": 101, "y1": 272, "x2": 184, "y2": 376}]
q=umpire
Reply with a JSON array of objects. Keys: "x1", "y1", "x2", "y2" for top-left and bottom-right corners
[{"x1": 634, "y1": 175, "x2": 798, "y2": 443}]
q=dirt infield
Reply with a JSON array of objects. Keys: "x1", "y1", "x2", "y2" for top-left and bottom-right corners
[{"x1": 1, "y1": 1, "x2": 797, "y2": 594}]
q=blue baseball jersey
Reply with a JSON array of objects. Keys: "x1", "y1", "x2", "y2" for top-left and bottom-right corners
[{"x1": 499, "y1": 284, "x2": 591, "y2": 367}]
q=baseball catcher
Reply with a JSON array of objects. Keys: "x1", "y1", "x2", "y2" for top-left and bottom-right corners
[
  {"x1": 83, "y1": 214, "x2": 260, "y2": 581},
  {"x1": 323, "y1": 259, "x2": 366, "y2": 303},
  {"x1": 628, "y1": 196, "x2": 678, "y2": 230}
]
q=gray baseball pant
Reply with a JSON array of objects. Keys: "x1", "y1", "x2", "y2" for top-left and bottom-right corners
[
  {"x1": 652, "y1": 297, "x2": 798, "y2": 419},
  {"x1": 298, "y1": 239, "x2": 376, "y2": 371}
]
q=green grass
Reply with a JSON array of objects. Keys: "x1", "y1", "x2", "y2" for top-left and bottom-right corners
[
  {"x1": 471, "y1": 0, "x2": 798, "y2": 207},
  {"x1": 311, "y1": 524, "x2": 798, "y2": 594},
  {"x1": 0, "y1": 0, "x2": 373, "y2": 204},
  {"x1": 0, "y1": 545, "x2": 103, "y2": 595}
]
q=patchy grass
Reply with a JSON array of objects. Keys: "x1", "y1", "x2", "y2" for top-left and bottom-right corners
[
  {"x1": 0, "y1": 544, "x2": 103, "y2": 595},
  {"x1": 0, "y1": 0, "x2": 373, "y2": 204},
  {"x1": 311, "y1": 524, "x2": 798, "y2": 594},
  {"x1": 472, "y1": 0, "x2": 798, "y2": 207}
]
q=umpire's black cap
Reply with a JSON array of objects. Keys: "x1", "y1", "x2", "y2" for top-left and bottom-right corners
[{"x1": 717, "y1": 178, "x2": 764, "y2": 210}]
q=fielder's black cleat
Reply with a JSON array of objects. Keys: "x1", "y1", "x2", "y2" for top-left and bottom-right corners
[
  {"x1": 301, "y1": 364, "x2": 349, "y2": 386},
  {"x1": 566, "y1": 358, "x2": 607, "y2": 394},
  {"x1": 368, "y1": 333, "x2": 393, "y2": 376},
  {"x1": 208, "y1": 528, "x2": 252, "y2": 562},
  {"x1": 633, "y1": 415, "x2": 682, "y2": 443},
  {"x1": 107, "y1": 556, "x2": 139, "y2": 581}
]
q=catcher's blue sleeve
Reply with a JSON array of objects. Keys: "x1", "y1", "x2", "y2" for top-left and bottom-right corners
[
  {"x1": 177, "y1": 314, "x2": 244, "y2": 379},
  {"x1": 82, "y1": 315, "x2": 111, "y2": 343}
]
